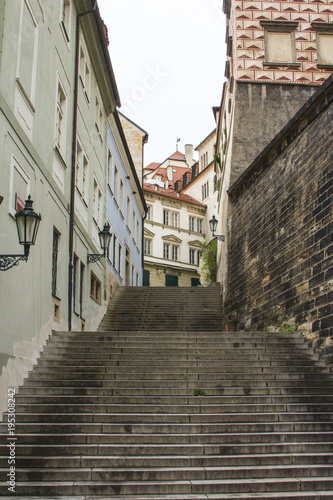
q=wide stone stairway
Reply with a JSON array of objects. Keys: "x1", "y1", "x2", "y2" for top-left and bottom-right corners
[{"x1": 1, "y1": 287, "x2": 333, "y2": 498}]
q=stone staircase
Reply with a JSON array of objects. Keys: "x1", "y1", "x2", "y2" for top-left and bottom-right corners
[
  {"x1": 1, "y1": 287, "x2": 333, "y2": 498},
  {"x1": 98, "y1": 286, "x2": 224, "y2": 331}
]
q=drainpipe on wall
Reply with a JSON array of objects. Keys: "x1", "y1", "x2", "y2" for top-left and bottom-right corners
[
  {"x1": 141, "y1": 133, "x2": 149, "y2": 285},
  {"x1": 68, "y1": 2, "x2": 97, "y2": 332}
]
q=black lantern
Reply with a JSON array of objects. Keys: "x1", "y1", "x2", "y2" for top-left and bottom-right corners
[
  {"x1": 0, "y1": 195, "x2": 42, "y2": 271},
  {"x1": 15, "y1": 195, "x2": 42, "y2": 254},
  {"x1": 209, "y1": 214, "x2": 225, "y2": 242},
  {"x1": 88, "y1": 222, "x2": 112, "y2": 263}
]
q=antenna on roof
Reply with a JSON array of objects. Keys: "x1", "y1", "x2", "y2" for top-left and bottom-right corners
[{"x1": 176, "y1": 138, "x2": 181, "y2": 151}]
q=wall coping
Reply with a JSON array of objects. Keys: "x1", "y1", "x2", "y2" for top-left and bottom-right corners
[{"x1": 228, "y1": 74, "x2": 333, "y2": 200}]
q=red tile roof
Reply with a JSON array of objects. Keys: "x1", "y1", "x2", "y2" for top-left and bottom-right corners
[
  {"x1": 144, "y1": 162, "x2": 160, "y2": 171},
  {"x1": 143, "y1": 182, "x2": 206, "y2": 208},
  {"x1": 168, "y1": 151, "x2": 186, "y2": 161}
]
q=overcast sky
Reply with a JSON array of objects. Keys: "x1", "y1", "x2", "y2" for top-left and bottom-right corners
[{"x1": 98, "y1": 0, "x2": 226, "y2": 167}]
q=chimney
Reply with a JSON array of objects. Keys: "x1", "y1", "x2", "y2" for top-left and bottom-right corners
[
  {"x1": 167, "y1": 164, "x2": 173, "y2": 182},
  {"x1": 185, "y1": 144, "x2": 194, "y2": 167}
]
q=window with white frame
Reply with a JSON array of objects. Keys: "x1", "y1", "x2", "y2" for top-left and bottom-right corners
[
  {"x1": 163, "y1": 209, "x2": 169, "y2": 225},
  {"x1": 197, "y1": 219, "x2": 203, "y2": 234},
  {"x1": 113, "y1": 233, "x2": 117, "y2": 269},
  {"x1": 95, "y1": 91, "x2": 103, "y2": 140},
  {"x1": 136, "y1": 219, "x2": 140, "y2": 245},
  {"x1": 118, "y1": 243, "x2": 122, "y2": 275},
  {"x1": 114, "y1": 166, "x2": 119, "y2": 204},
  {"x1": 189, "y1": 249, "x2": 196, "y2": 265},
  {"x1": 163, "y1": 243, "x2": 170, "y2": 260},
  {"x1": 144, "y1": 238, "x2": 151, "y2": 256},
  {"x1": 171, "y1": 212, "x2": 179, "y2": 227},
  {"x1": 172, "y1": 245, "x2": 179, "y2": 261},
  {"x1": 76, "y1": 140, "x2": 88, "y2": 204},
  {"x1": 126, "y1": 196, "x2": 131, "y2": 229},
  {"x1": 136, "y1": 271, "x2": 139, "y2": 287},
  {"x1": 79, "y1": 44, "x2": 90, "y2": 102},
  {"x1": 146, "y1": 205, "x2": 152, "y2": 221},
  {"x1": 61, "y1": 0, "x2": 71, "y2": 42},
  {"x1": 189, "y1": 216, "x2": 195, "y2": 232},
  {"x1": 132, "y1": 211, "x2": 136, "y2": 240},
  {"x1": 119, "y1": 179, "x2": 124, "y2": 214},
  {"x1": 107, "y1": 148, "x2": 113, "y2": 191},
  {"x1": 202, "y1": 181, "x2": 209, "y2": 201},
  {"x1": 197, "y1": 251, "x2": 202, "y2": 266},
  {"x1": 55, "y1": 79, "x2": 67, "y2": 153},
  {"x1": 93, "y1": 178, "x2": 102, "y2": 227},
  {"x1": 17, "y1": 0, "x2": 38, "y2": 101}
]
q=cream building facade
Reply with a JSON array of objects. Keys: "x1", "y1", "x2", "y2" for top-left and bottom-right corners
[
  {"x1": 143, "y1": 182, "x2": 206, "y2": 287},
  {"x1": 0, "y1": 0, "x2": 145, "y2": 414}
]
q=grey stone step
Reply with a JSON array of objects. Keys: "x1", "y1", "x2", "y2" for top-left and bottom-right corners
[
  {"x1": 1, "y1": 477, "x2": 333, "y2": 496},
  {"x1": 2, "y1": 421, "x2": 333, "y2": 436},
  {"x1": 3, "y1": 464, "x2": 333, "y2": 482},
  {"x1": 2, "y1": 285, "x2": 333, "y2": 497},
  {"x1": 3, "y1": 430, "x2": 333, "y2": 446}
]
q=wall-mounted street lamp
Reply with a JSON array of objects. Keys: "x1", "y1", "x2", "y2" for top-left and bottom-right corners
[
  {"x1": 209, "y1": 215, "x2": 225, "y2": 242},
  {"x1": 0, "y1": 195, "x2": 42, "y2": 271},
  {"x1": 87, "y1": 222, "x2": 112, "y2": 264}
]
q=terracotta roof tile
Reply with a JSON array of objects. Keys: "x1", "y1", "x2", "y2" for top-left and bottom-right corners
[{"x1": 143, "y1": 183, "x2": 206, "y2": 208}]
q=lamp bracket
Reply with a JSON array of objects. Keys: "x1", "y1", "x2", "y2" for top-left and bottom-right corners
[
  {"x1": 215, "y1": 235, "x2": 225, "y2": 242},
  {"x1": 0, "y1": 254, "x2": 28, "y2": 271},
  {"x1": 87, "y1": 253, "x2": 104, "y2": 264}
]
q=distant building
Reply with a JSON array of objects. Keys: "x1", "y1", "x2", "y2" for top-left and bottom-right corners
[
  {"x1": 106, "y1": 111, "x2": 147, "y2": 295},
  {"x1": 143, "y1": 181, "x2": 206, "y2": 287}
]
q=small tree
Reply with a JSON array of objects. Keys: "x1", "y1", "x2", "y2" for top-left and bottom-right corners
[{"x1": 199, "y1": 239, "x2": 217, "y2": 286}]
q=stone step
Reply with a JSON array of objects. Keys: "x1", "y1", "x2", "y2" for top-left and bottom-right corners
[
  {"x1": 2, "y1": 286, "x2": 332, "y2": 497},
  {"x1": 43, "y1": 341, "x2": 308, "y2": 351},
  {"x1": 1, "y1": 476, "x2": 333, "y2": 496},
  {"x1": 2, "y1": 421, "x2": 333, "y2": 436},
  {"x1": 3, "y1": 464, "x2": 333, "y2": 482},
  {"x1": 3, "y1": 410, "x2": 333, "y2": 425},
  {"x1": 1, "y1": 441, "x2": 333, "y2": 458},
  {"x1": 2, "y1": 452, "x2": 332, "y2": 470},
  {"x1": 3, "y1": 430, "x2": 333, "y2": 446}
]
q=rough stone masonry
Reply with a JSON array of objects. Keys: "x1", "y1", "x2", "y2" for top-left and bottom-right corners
[{"x1": 225, "y1": 74, "x2": 333, "y2": 365}]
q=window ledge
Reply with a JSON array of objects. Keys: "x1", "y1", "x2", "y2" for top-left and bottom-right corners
[
  {"x1": 16, "y1": 78, "x2": 35, "y2": 113},
  {"x1": 317, "y1": 63, "x2": 333, "y2": 69},
  {"x1": 53, "y1": 145, "x2": 67, "y2": 169},
  {"x1": 263, "y1": 62, "x2": 301, "y2": 68}
]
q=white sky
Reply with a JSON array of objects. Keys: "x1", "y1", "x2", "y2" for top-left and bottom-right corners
[{"x1": 98, "y1": 0, "x2": 226, "y2": 167}]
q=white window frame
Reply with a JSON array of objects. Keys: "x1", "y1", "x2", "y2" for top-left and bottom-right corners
[
  {"x1": 172, "y1": 245, "x2": 179, "y2": 261},
  {"x1": 163, "y1": 243, "x2": 170, "y2": 260},
  {"x1": 107, "y1": 148, "x2": 113, "y2": 192},
  {"x1": 189, "y1": 216, "x2": 195, "y2": 232},
  {"x1": 16, "y1": 0, "x2": 39, "y2": 105},
  {"x1": 55, "y1": 77, "x2": 67, "y2": 154},
  {"x1": 146, "y1": 205, "x2": 152, "y2": 221},
  {"x1": 144, "y1": 238, "x2": 152, "y2": 256},
  {"x1": 163, "y1": 209, "x2": 170, "y2": 226},
  {"x1": 189, "y1": 249, "x2": 196, "y2": 265},
  {"x1": 79, "y1": 41, "x2": 91, "y2": 103},
  {"x1": 76, "y1": 139, "x2": 88, "y2": 204},
  {"x1": 60, "y1": 0, "x2": 71, "y2": 43},
  {"x1": 171, "y1": 211, "x2": 179, "y2": 228},
  {"x1": 95, "y1": 88, "x2": 104, "y2": 141},
  {"x1": 93, "y1": 177, "x2": 102, "y2": 228}
]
